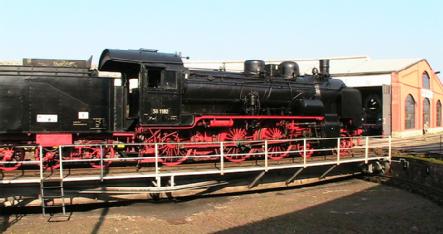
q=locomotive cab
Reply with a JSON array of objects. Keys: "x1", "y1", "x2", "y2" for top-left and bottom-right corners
[
  {"x1": 140, "y1": 65, "x2": 183, "y2": 125},
  {"x1": 99, "y1": 49, "x2": 184, "y2": 130}
]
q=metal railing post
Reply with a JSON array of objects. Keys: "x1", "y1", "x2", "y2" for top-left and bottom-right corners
[
  {"x1": 100, "y1": 145, "x2": 104, "y2": 182},
  {"x1": 336, "y1": 137, "x2": 341, "y2": 165},
  {"x1": 264, "y1": 140, "x2": 268, "y2": 172},
  {"x1": 170, "y1": 175, "x2": 175, "y2": 188},
  {"x1": 156, "y1": 176, "x2": 161, "y2": 188},
  {"x1": 39, "y1": 146, "x2": 43, "y2": 180},
  {"x1": 58, "y1": 146, "x2": 66, "y2": 215},
  {"x1": 365, "y1": 136, "x2": 369, "y2": 164},
  {"x1": 155, "y1": 143, "x2": 159, "y2": 175},
  {"x1": 59, "y1": 146, "x2": 63, "y2": 180},
  {"x1": 303, "y1": 138, "x2": 307, "y2": 168},
  {"x1": 38, "y1": 146, "x2": 44, "y2": 216},
  {"x1": 388, "y1": 136, "x2": 392, "y2": 162},
  {"x1": 220, "y1": 142, "x2": 224, "y2": 175}
]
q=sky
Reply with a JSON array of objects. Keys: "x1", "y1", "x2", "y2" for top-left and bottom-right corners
[{"x1": 1, "y1": 0, "x2": 442, "y2": 71}]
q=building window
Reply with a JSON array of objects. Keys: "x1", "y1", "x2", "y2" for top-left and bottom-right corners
[
  {"x1": 437, "y1": 100, "x2": 442, "y2": 127},
  {"x1": 405, "y1": 94, "x2": 415, "y2": 129},
  {"x1": 423, "y1": 98, "x2": 430, "y2": 129},
  {"x1": 422, "y1": 72, "x2": 430, "y2": 89}
]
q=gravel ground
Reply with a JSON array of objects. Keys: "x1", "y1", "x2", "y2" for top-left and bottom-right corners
[{"x1": 1, "y1": 179, "x2": 443, "y2": 234}]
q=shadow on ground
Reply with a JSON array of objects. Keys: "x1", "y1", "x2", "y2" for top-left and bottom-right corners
[
  {"x1": 216, "y1": 183, "x2": 443, "y2": 234},
  {"x1": 1, "y1": 180, "x2": 443, "y2": 233}
]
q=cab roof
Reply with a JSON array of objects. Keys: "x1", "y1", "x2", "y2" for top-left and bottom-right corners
[{"x1": 98, "y1": 49, "x2": 183, "y2": 72}]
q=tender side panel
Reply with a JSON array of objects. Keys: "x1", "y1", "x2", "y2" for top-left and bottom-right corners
[
  {"x1": 0, "y1": 77, "x2": 28, "y2": 133},
  {"x1": 27, "y1": 76, "x2": 113, "y2": 133}
]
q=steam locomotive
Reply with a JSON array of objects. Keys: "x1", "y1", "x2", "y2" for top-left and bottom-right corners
[{"x1": 0, "y1": 49, "x2": 362, "y2": 170}]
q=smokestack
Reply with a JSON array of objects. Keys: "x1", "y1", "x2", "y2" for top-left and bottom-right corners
[{"x1": 319, "y1": 59, "x2": 330, "y2": 76}]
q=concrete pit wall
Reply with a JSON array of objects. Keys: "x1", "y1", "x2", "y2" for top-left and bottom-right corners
[{"x1": 390, "y1": 157, "x2": 443, "y2": 204}]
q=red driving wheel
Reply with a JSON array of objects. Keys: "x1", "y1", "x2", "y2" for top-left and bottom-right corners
[
  {"x1": 221, "y1": 128, "x2": 250, "y2": 163},
  {"x1": 0, "y1": 147, "x2": 25, "y2": 171},
  {"x1": 296, "y1": 143, "x2": 314, "y2": 158},
  {"x1": 336, "y1": 133, "x2": 354, "y2": 157},
  {"x1": 159, "y1": 132, "x2": 189, "y2": 166},
  {"x1": 80, "y1": 145, "x2": 115, "y2": 169},
  {"x1": 35, "y1": 147, "x2": 60, "y2": 171}
]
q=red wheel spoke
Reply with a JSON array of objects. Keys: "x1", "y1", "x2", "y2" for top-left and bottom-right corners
[
  {"x1": 296, "y1": 143, "x2": 314, "y2": 158},
  {"x1": 224, "y1": 146, "x2": 247, "y2": 163},
  {"x1": 35, "y1": 148, "x2": 60, "y2": 171},
  {"x1": 336, "y1": 133, "x2": 354, "y2": 157},
  {"x1": 253, "y1": 127, "x2": 289, "y2": 161},
  {"x1": 79, "y1": 145, "x2": 115, "y2": 169},
  {"x1": 223, "y1": 128, "x2": 249, "y2": 163},
  {"x1": 0, "y1": 148, "x2": 24, "y2": 171},
  {"x1": 268, "y1": 145, "x2": 289, "y2": 161},
  {"x1": 159, "y1": 132, "x2": 188, "y2": 167}
]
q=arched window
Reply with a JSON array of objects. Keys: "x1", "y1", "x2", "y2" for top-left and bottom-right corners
[
  {"x1": 405, "y1": 94, "x2": 415, "y2": 129},
  {"x1": 423, "y1": 98, "x2": 430, "y2": 129},
  {"x1": 437, "y1": 100, "x2": 442, "y2": 127},
  {"x1": 422, "y1": 72, "x2": 430, "y2": 89}
]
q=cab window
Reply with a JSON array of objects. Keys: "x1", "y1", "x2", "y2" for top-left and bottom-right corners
[
  {"x1": 163, "y1": 71, "x2": 177, "y2": 89},
  {"x1": 146, "y1": 67, "x2": 177, "y2": 89},
  {"x1": 147, "y1": 68, "x2": 161, "y2": 88}
]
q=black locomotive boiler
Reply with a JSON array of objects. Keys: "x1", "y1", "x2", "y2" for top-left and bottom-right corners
[{"x1": 0, "y1": 49, "x2": 363, "y2": 170}]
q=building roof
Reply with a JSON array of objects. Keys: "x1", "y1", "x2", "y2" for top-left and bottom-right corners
[
  {"x1": 184, "y1": 56, "x2": 423, "y2": 76},
  {"x1": 329, "y1": 58, "x2": 423, "y2": 76},
  {"x1": 0, "y1": 60, "x2": 21, "y2": 65}
]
